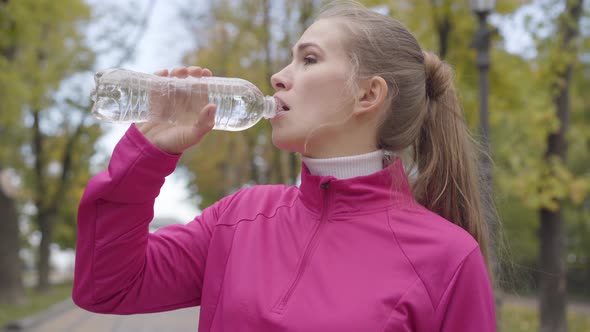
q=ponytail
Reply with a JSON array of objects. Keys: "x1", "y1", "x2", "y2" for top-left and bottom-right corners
[
  {"x1": 414, "y1": 51, "x2": 492, "y2": 267},
  {"x1": 315, "y1": 3, "x2": 496, "y2": 275}
]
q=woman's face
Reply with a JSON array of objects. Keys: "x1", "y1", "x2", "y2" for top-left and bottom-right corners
[{"x1": 270, "y1": 19, "x2": 357, "y2": 157}]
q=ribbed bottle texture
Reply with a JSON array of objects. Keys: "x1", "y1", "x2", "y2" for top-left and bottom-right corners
[{"x1": 91, "y1": 68, "x2": 277, "y2": 131}]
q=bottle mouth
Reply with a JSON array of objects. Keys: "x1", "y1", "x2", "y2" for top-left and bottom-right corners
[
  {"x1": 263, "y1": 96, "x2": 278, "y2": 119},
  {"x1": 93, "y1": 68, "x2": 122, "y2": 86},
  {"x1": 92, "y1": 68, "x2": 115, "y2": 102}
]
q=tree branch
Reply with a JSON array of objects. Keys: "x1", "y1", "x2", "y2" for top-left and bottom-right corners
[
  {"x1": 114, "y1": 0, "x2": 156, "y2": 67},
  {"x1": 32, "y1": 110, "x2": 47, "y2": 213}
]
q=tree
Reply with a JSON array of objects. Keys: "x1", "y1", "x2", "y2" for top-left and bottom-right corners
[
  {"x1": 8, "y1": 0, "x2": 97, "y2": 293},
  {"x1": 25, "y1": 0, "x2": 155, "y2": 292},
  {"x1": 475, "y1": 0, "x2": 590, "y2": 329},
  {"x1": 0, "y1": 167, "x2": 24, "y2": 305},
  {"x1": 0, "y1": 0, "x2": 35, "y2": 304},
  {"x1": 0, "y1": 0, "x2": 155, "y2": 294},
  {"x1": 538, "y1": 1, "x2": 584, "y2": 330},
  {"x1": 566, "y1": 38, "x2": 590, "y2": 299}
]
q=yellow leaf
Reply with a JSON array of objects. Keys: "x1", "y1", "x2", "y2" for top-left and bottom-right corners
[{"x1": 569, "y1": 178, "x2": 589, "y2": 205}]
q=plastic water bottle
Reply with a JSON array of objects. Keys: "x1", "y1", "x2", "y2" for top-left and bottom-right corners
[{"x1": 90, "y1": 68, "x2": 278, "y2": 131}]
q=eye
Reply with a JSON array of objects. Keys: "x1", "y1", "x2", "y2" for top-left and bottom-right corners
[{"x1": 303, "y1": 56, "x2": 317, "y2": 65}]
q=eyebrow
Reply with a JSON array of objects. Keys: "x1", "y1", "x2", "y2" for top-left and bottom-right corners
[{"x1": 290, "y1": 42, "x2": 323, "y2": 57}]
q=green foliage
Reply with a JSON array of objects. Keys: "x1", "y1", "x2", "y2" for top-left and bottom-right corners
[
  {"x1": 380, "y1": 0, "x2": 590, "y2": 213},
  {"x1": 500, "y1": 301, "x2": 590, "y2": 331},
  {"x1": 179, "y1": 0, "x2": 306, "y2": 207},
  {"x1": 0, "y1": 0, "x2": 102, "y2": 254},
  {"x1": 501, "y1": 1, "x2": 589, "y2": 205}
]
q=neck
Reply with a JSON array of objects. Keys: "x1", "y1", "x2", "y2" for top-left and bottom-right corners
[
  {"x1": 302, "y1": 150, "x2": 387, "y2": 180},
  {"x1": 302, "y1": 120, "x2": 379, "y2": 159}
]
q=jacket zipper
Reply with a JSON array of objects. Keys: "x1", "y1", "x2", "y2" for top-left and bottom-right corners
[{"x1": 273, "y1": 181, "x2": 331, "y2": 313}]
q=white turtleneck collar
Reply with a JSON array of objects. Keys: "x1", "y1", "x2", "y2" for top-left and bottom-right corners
[{"x1": 302, "y1": 150, "x2": 389, "y2": 180}]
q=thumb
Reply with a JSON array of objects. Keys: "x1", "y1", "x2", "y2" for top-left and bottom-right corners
[{"x1": 190, "y1": 103, "x2": 217, "y2": 143}]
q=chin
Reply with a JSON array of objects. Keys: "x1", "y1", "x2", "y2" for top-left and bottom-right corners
[{"x1": 271, "y1": 129, "x2": 305, "y2": 153}]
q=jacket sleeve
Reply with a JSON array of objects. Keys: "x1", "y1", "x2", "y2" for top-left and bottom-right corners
[
  {"x1": 436, "y1": 247, "x2": 497, "y2": 331},
  {"x1": 72, "y1": 124, "x2": 228, "y2": 314}
]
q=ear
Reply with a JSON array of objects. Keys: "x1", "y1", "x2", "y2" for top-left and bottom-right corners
[{"x1": 353, "y1": 76, "x2": 388, "y2": 117}]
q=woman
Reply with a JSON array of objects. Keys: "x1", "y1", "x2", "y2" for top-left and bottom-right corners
[{"x1": 73, "y1": 1, "x2": 497, "y2": 331}]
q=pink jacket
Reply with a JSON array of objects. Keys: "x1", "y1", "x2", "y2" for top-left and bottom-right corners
[{"x1": 73, "y1": 124, "x2": 496, "y2": 331}]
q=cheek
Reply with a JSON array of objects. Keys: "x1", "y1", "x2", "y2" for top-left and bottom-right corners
[
  {"x1": 271, "y1": 65, "x2": 353, "y2": 152},
  {"x1": 297, "y1": 72, "x2": 351, "y2": 117}
]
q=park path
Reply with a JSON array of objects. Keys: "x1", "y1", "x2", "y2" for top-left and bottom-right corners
[
  {"x1": 22, "y1": 295, "x2": 590, "y2": 331},
  {"x1": 27, "y1": 300, "x2": 199, "y2": 332}
]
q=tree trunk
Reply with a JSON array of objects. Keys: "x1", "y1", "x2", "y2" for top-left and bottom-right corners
[
  {"x1": 437, "y1": 14, "x2": 450, "y2": 59},
  {"x1": 539, "y1": 1, "x2": 583, "y2": 331},
  {"x1": 0, "y1": 0, "x2": 24, "y2": 306},
  {"x1": 279, "y1": 150, "x2": 292, "y2": 185},
  {"x1": 0, "y1": 173, "x2": 25, "y2": 305},
  {"x1": 269, "y1": 144, "x2": 284, "y2": 184},
  {"x1": 289, "y1": 153, "x2": 299, "y2": 185},
  {"x1": 539, "y1": 208, "x2": 567, "y2": 332},
  {"x1": 36, "y1": 211, "x2": 54, "y2": 293},
  {"x1": 31, "y1": 110, "x2": 56, "y2": 293},
  {"x1": 262, "y1": 0, "x2": 272, "y2": 88},
  {"x1": 429, "y1": 0, "x2": 451, "y2": 59},
  {"x1": 248, "y1": 134, "x2": 260, "y2": 184}
]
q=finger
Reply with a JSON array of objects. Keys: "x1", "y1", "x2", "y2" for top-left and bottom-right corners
[
  {"x1": 154, "y1": 69, "x2": 169, "y2": 77},
  {"x1": 170, "y1": 67, "x2": 188, "y2": 78},
  {"x1": 194, "y1": 104, "x2": 216, "y2": 139},
  {"x1": 202, "y1": 68, "x2": 213, "y2": 77},
  {"x1": 188, "y1": 66, "x2": 203, "y2": 78},
  {"x1": 187, "y1": 66, "x2": 202, "y2": 76},
  {"x1": 178, "y1": 104, "x2": 216, "y2": 152},
  {"x1": 135, "y1": 122, "x2": 156, "y2": 136}
]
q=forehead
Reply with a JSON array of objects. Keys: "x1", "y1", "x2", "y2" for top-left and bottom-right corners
[{"x1": 296, "y1": 19, "x2": 348, "y2": 56}]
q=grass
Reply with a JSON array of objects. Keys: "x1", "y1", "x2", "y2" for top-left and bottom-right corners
[
  {"x1": 0, "y1": 281, "x2": 73, "y2": 328},
  {"x1": 501, "y1": 302, "x2": 590, "y2": 331}
]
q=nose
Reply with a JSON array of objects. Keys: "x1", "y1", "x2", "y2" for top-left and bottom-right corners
[{"x1": 271, "y1": 65, "x2": 291, "y2": 91}]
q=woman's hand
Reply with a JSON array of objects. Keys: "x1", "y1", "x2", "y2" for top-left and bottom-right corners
[{"x1": 136, "y1": 66, "x2": 217, "y2": 154}]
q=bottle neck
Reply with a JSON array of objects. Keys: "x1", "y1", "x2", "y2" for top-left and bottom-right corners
[{"x1": 263, "y1": 96, "x2": 277, "y2": 119}]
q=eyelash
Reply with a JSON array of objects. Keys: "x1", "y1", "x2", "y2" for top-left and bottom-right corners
[{"x1": 303, "y1": 56, "x2": 317, "y2": 65}]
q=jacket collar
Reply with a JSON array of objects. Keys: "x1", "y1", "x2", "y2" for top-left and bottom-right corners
[{"x1": 298, "y1": 158, "x2": 416, "y2": 216}]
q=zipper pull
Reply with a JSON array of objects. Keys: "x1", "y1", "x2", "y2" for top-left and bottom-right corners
[{"x1": 320, "y1": 181, "x2": 331, "y2": 189}]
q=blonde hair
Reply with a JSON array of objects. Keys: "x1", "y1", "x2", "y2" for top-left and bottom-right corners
[{"x1": 317, "y1": 1, "x2": 495, "y2": 272}]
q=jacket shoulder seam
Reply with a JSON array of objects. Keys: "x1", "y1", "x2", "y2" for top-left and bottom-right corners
[
  {"x1": 217, "y1": 194, "x2": 299, "y2": 227},
  {"x1": 386, "y1": 209, "x2": 436, "y2": 310},
  {"x1": 386, "y1": 208, "x2": 480, "y2": 310},
  {"x1": 433, "y1": 246, "x2": 479, "y2": 311},
  {"x1": 380, "y1": 276, "x2": 422, "y2": 330},
  {"x1": 215, "y1": 187, "x2": 247, "y2": 219}
]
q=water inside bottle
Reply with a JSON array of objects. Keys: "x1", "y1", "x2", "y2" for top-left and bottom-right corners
[
  {"x1": 91, "y1": 70, "x2": 271, "y2": 131},
  {"x1": 91, "y1": 82, "x2": 151, "y2": 122},
  {"x1": 208, "y1": 90, "x2": 265, "y2": 131}
]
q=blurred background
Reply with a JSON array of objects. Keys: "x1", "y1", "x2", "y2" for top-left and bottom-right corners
[{"x1": 0, "y1": 0, "x2": 589, "y2": 331}]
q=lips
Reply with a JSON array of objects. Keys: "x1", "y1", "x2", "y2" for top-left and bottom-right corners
[{"x1": 275, "y1": 96, "x2": 290, "y2": 112}]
